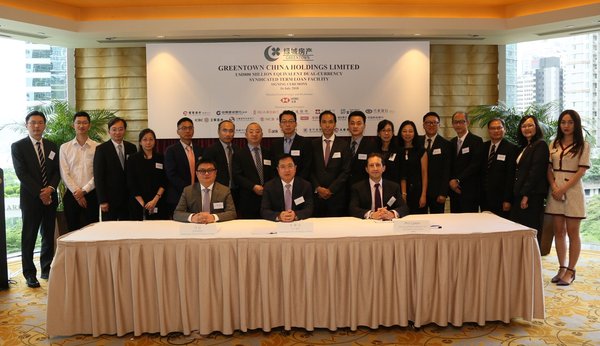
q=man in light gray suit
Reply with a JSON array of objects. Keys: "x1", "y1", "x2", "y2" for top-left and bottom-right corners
[{"x1": 173, "y1": 158, "x2": 236, "y2": 223}]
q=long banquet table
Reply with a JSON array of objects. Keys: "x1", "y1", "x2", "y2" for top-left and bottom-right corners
[{"x1": 46, "y1": 213, "x2": 545, "y2": 337}]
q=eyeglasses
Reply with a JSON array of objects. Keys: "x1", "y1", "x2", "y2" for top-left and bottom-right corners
[
  {"x1": 196, "y1": 168, "x2": 216, "y2": 174},
  {"x1": 280, "y1": 120, "x2": 296, "y2": 124},
  {"x1": 488, "y1": 126, "x2": 504, "y2": 131},
  {"x1": 27, "y1": 121, "x2": 45, "y2": 126},
  {"x1": 424, "y1": 121, "x2": 439, "y2": 126},
  {"x1": 178, "y1": 126, "x2": 194, "y2": 131},
  {"x1": 278, "y1": 164, "x2": 296, "y2": 170},
  {"x1": 452, "y1": 120, "x2": 467, "y2": 125}
]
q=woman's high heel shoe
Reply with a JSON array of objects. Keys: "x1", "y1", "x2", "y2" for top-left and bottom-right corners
[
  {"x1": 557, "y1": 268, "x2": 576, "y2": 286},
  {"x1": 551, "y1": 266, "x2": 567, "y2": 283}
]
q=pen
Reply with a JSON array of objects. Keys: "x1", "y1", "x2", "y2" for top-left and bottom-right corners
[{"x1": 430, "y1": 225, "x2": 442, "y2": 229}]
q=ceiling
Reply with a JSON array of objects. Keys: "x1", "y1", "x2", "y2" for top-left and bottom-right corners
[{"x1": 0, "y1": 0, "x2": 599, "y2": 47}]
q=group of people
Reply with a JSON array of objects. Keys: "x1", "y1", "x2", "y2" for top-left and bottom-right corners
[{"x1": 12, "y1": 108, "x2": 589, "y2": 289}]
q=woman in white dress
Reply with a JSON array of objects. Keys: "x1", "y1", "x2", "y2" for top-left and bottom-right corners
[{"x1": 546, "y1": 109, "x2": 591, "y2": 286}]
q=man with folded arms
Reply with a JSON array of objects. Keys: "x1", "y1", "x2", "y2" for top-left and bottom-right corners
[
  {"x1": 173, "y1": 158, "x2": 236, "y2": 223},
  {"x1": 261, "y1": 154, "x2": 314, "y2": 222},
  {"x1": 349, "y1": 153, "x2": 409, "y2": 220}
]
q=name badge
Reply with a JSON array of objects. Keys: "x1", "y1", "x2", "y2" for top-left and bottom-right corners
[
  {"x1": 497, "y1": 154, "x2": 506, "y2": 161},
  {"x1": 48, "y1": 151, "x2": 56, "y2": 160},
  {"x1": 358, "y1": 153, "x2": 367, "y2": 160},
  {"x1": 432, "y1": 148, "x2": 441, "y2": 155},
  {"x1": 180, "y1": 223, "x2": 218, "y2": 235},
  {"x1": 213, "y1": 202, "x2": 224, "y2": 209},
  {"x1": 294, "y1": 196, "x2": 305, "y2": 205},
  {"x1": 291, "y1": 150, "x2": 300, "y2": 156},
  {"x1": 155, "y1": 162, "x2": 163, "y2": 169},
  {"x1": 263, "y1": 159, "x2": 271, "y2": 166},
  {"x1": 461, "y1": 147, "x2": 470, "y2": 154},
  {"x1": 387, "y1": 196, "x2": 396, "y2": 207},
  {"x1": 332, "y1": 152, "x2": 341, "y2": 159},
  {"x1": 389, "y1": 153, "x2": 397, "y2": 161}
]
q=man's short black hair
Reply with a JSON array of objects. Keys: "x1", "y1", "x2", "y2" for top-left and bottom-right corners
[{"x1": 348, "y1": 110, "x2": 366, "y2": 123}]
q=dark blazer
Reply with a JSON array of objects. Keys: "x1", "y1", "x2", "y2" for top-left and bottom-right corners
[
  {"x1": 419, "y1": 135, "x2": 451, "y2": 199},
  {"x1": 348, "y1": 137, "x2": 379, "y2": 187},
  {"x1": 93, "y1": 140, "x2": 137, "y2": 209},
  {"x1": 164, "y1": 142, "x2": 203, "y2": 205},
  {"x1": 449, "y1": 132, "x2": 484, "y2": 212},
  {"x1": 11, "y1": 137, "x2": 60, "y2": 208},
  {"x1": 173, "y1": 182, "x2": 237, "y2": 222},
  {"x1": 261, "y1": 177, "x2": 314, "y2": 221},
  {"x1": 271, "y1": 134, "x2": 313, "y2": 179},
  {"x1": 513, "y1": 138, "x2": 550, "y2": 198},
  {"x1": 232, "y1": 145, "x2": 273, "y2": 218},
  {"x1": 349, "y1": 179, "x2": 409, "y2": 218},
  {"x1": 203, "y1": 141, "x2": 238, "y2": 188},
  {"x1": 481, "y1": 139, "x2": 518, "y2": 217}
]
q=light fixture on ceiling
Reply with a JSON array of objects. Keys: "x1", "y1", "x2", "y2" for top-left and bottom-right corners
[
  {"x1": 157, "y1": 35, "x2": 165, "y2": 38},
  {"x1": 287, "y1": 33, "x2": 294, "y2": 37}
]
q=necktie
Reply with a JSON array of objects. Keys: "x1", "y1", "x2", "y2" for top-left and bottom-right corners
[
  {"x1": 202, "y1": 188, "x2": 211, "y2": 212},
  {"x1": 351, "y1": 140, "x2": 357, "y2": 156},
  {"x1": 185, "y1": 145, "x2": 195, "y2": 184},
  {"x1": 117, "y1": 144, "x2": 125, "y2": 169},
  {"x1": 226, "y1": 144, "x2": 233, "y2": 186},
  {"x1": 36, "y1": 141, "x2": 48, "y2": 187},
  {"x1": 456, "y1": 138, "x2": 463, "y2": 156},
  {"x1": 488, "y1": 144, "x2": 496, "y2": 169},
  {"x1": 253, "y1": 147, "x2": 264, "y2": 185},
  {"x1": 284, "y1": 137, "x2": 292, "y2": 154},
  {"x1": 284, "y1": 183, "x2": 292, "y2": 210},
  {"x1": 374, "y1": 183, "x2": 382, "y2": 210},
  {"x1": 324, "y1": 139, "x2": 331, "y2": 166},
  {"x1": 426, "y1": 138, "x2": 432, "y2": 151}
]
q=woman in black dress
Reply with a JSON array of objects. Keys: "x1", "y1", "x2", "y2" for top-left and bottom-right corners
[
  {"x1": 398, "y1": 120, "x2": 428, "y2": 214},
  {"x1": 375, "y1": 119, "x2": 401, "y2": 183},
  {"x1": 127, "y1": 128, "x2": 167, "y2": 220},
  {"x1": 510, "y1": 115, "x2": 549, "y2": 246}
]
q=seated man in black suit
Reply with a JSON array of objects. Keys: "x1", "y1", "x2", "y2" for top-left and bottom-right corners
[
  {"x1": 173, "y1": 158, "x2": 236, "y2": 223},
  {"x1": 349, "y1": 153, "x2": 409, "y2": 220},
  {"x1": 261, "y1": 154, "x2": 314, "y2": 222}
]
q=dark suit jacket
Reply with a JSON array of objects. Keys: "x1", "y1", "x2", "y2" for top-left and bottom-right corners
[
  {"x1": 203, "y1": 141, "x2": 238, "y2": 188},
  {"x1": 93, "y1": 140, "x2": 137, "y2": 208},
  {"x1": 271, "y1": 134, "x2": 313, "y2": 179},
  {"x1": 232, "y1": 145, "x2": 273, "y2": 218},
  {"x1": 173, "y1": 182, "x2": 237, "y2": 222},
  {"x1": 450, "y1": 132, "x2": 484, "y2": 208},
  {"x1": 349, "y1": 179, "x2": 409, "y2": 218},
  {"x1": 419, "y1": 135, "x2": 451, "y2": 199},
  {"x1": 164, "y1": 142, "x2": 203, "y2": 205},
  {"x1": 11, "y1": 137, "x2": 60, "y2": 208},
  {"x1": 348, "y1": 137, "x2": 379, "y2": 187},
  {"x1": 261, "y1": 177, "x2": 314, "y2": 221},
  {"x1": 310, "y1": 136, "x2": 352, "y2": 196},
  {"x1": 513, "y1": 138, "x2": 550, "y2": 198},
  {"x1": 481, "y1": 139, "x2": 518, "y2": 214}
]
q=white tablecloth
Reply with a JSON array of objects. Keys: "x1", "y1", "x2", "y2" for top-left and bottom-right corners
[{"x1": 46, "y1": 213, "x2": 545, "y2": 336}]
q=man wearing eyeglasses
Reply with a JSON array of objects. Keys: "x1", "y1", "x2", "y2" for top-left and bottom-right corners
[
  {"x1": 480, "y1": 118, "x2": 518, "y2": 218},
  {"x1": 270, "y1": 110, "x2": 312, "y2": 179},
  {"x1": 261, "y1": 154, "x2": 314, "y2": 222},
  {"x1": 419, "y1": 111, "x2": 451, "y2": 213},
  {"x1": 173, "y1": 158, "x2": 236, "y2": 223},
  {"x1": 164, "y1": 117, "x2": 203, "y2": 218},
  {"x1": 59, "y1": 111, "x2": 100, "y2": 232},
  {"x1": 449, "y1": 111, "x2": 483, "y2": 213}
]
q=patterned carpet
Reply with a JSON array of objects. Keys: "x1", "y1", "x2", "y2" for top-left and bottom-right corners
[{"x1": 1, "y1": 249, "x2": 600, "y2": 345}]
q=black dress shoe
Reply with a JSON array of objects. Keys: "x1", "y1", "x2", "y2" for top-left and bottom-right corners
[
  {"x1": 40, "y1": 273, "x2": 49, "y2": 280},
  {"x1": 26, "y1": 277, "x2": 40, "y2": 288}
]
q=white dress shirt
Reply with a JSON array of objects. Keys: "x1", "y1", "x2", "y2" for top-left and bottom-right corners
[{"x1": 59, "y1": 137, "x2": 99, "y2": 193}]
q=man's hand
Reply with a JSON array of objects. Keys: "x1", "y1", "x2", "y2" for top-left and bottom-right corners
[
  {"x1": 252, "y1": 185, "x2": 264, "y2": 196},
  {"x1": 192, "y1": 212, "x2": 216, "y2": 224},
  {"x1": 278, "y1": 210, "x2": 297, "y2": 222},
  {"x1": 316, "y1": 187, "x2": 332, "y2": 199}
]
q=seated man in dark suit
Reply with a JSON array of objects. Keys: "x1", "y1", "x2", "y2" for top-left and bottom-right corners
[
  {"x1": 173, "y1": 158, "x2": 236, "y2": 223},
  {"x1": 261, "y1": 154, "x2": 314, "y2": 222},
  {"x1": 349, "y1": 153, "x2": 409, "y2": 220}
]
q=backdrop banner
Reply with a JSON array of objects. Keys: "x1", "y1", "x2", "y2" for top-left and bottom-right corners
[{"x1": 147, "y1": 41, "x2": 430, "y2": 139}]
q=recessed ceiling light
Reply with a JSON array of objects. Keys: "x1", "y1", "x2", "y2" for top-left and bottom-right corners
[
  {"x1": 157, "y1": 35, "x2": 165, "y2": 38},
  {"x1": 287, "y1": 33, "x2": 295, "y2": 37},
  {"x1": 413, "y1": 33, "x2": 421, "y2": 36},
  {"x1": 565, "y1": 25, "x2": 575, "y2": 28}
]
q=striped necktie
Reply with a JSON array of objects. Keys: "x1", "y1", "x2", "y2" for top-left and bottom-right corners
[{"x1": 36, "y1": 141, "x2": 48, "y2": 187}]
